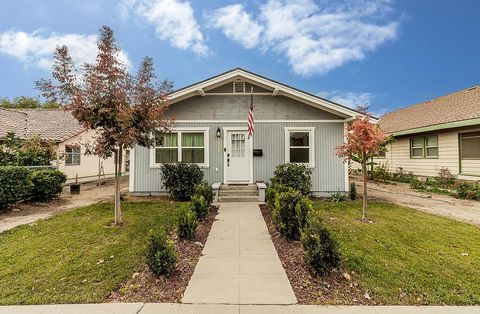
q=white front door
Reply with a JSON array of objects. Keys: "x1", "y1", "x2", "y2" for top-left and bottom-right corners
[{"x1": 225, "y1": 130, "x2": 252, "y2": 183}]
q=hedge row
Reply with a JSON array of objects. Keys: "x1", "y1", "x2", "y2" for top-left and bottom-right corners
[{"x1": 0, "y1": 166, "x2": 66, "y2": 209}]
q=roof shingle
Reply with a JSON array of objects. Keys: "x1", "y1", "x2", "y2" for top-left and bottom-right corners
[
  {"x1": 380, "y1": 85, "x2": 480, "y2": 134},
  {"x1": 0, "y1": 109, "x2": 84, "y2": 142}
]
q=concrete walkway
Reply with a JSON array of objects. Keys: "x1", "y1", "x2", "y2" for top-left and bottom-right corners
[
  {"x1": 182, "y1": 202, "x2": 297, "y2": 305},
  {"x1": 0, "y1": 304, "x2": 478, "y2": 313}
]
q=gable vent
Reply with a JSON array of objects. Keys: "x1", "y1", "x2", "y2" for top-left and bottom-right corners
[{"x1": 233, "y1": 81, "x2": 245, "y2": 93}]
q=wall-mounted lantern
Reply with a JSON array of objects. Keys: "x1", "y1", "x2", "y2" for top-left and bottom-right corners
[{"x1": 216, "y1": 127, "x2": 221, "y2": 138}]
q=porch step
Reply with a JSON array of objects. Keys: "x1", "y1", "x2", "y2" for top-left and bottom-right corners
[
  {"x1": 220, "y1": 184, "x2": 257, "y2": 191},
  {"x1": 219, "y1": 190, "x2": 258, "y2": 196},
  {"x1": 218, "y1": 195, "x2": 259, "y2": 202}
]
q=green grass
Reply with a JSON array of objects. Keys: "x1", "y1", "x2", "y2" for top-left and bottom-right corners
[
  {"x1": 313, "y1": 200, "x2": 480, "y2": 305},
  {"x1": 0, "y1": 201, "x2": 186, "y2": 305}
]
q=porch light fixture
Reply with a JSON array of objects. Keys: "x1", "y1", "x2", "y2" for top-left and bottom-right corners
[{"x1": 216, "y1": 127, "x2": 221, "y2": 138}]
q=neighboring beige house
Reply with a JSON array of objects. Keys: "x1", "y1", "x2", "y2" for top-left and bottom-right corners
[
  {"x1": 363, "y1": 85, "x2": 480, "y2": 180},
  {"x1": 0, "y1": 108, "x2": 128, "y2": 183}
]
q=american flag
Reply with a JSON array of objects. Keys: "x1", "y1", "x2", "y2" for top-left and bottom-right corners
[{"x1": 247, "y1": 87, "x2": 255, "y2": 138}]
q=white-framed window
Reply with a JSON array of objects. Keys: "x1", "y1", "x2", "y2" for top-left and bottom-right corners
[
  {"x1": 65, "y1": 145, "x2": 81, "y2": 166},
  {"x1": 150, "y1": 127, "x2": 209, "y2": 168},
  {"x1": 284, "y1": 127, "x2": 315, "y2": 167}
]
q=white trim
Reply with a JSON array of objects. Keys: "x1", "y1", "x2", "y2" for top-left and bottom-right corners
[
  {"x1": 175, "y1": 119, "x2": 346, "y2": 123},
  {"x1": 343, "y1": 122, "x2": 349, "y2": 192},
  {"x1": 272, "y1": 88, "x2": 280, "y2": 96},
  {"x1": 150, "y1": 127, "x2": 210, "y2": 168},
  {"x1": 129, "y1": 147, "x2": 135, "y2": 193},
  {"x1": 284, "y1": 127, "x2": 315, "y2": 168},
  {"x1": 168, "y1": 69, "x2": 366, "y2": 119},
  {"x1": 222, "y1": 127, "x2": 253, "y2": 184},
  {"x1": 203, "y1": 92, "x2": 273, "y2": 96},
  {"x1": 197, "y1": 88, "x2": 205, "y2": 96}
]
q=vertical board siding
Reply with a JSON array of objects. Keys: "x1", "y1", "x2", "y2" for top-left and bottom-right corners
[{"x1": 133, "y1": 122, "x2": 346, "y2": 193}]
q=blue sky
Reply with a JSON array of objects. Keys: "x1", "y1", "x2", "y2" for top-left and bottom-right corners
[{"x1": 0, "y1": 0, "x2": 479, "y2": 116}]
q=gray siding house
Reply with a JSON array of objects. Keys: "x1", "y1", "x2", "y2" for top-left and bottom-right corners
[{"x1": 129, "y1": 68, "x2": 364, "y2": 197}]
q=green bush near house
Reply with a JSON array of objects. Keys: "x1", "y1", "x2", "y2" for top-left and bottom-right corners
[
  {"x1": 190, "y1": 194, "x2": 209, "y2": 221},
  {"x1": 273, "y1": 189, "x2": 308, "y2": 240},
  {"x1": 349, "y1": 182, "x2": 357, "y2": 201},
  {"x1": 454, "y1": 181, "x2": 480, "y2": 200},
  {"x1": 160, "y1": 162, "x2": 204, "y2": 201},
  {"x1": 270, "y1": 163, "x2": 313, "y2": 195},
  {"x1": 295, "y1": 196, "x2": 312, "y2": 232},
  {"x1": 0, "y1": 166, "x2": 33, "y2": 209},
  {"x1": 265, "y1": 183, "x2": 293, "y2": 209},
  {"x1": 194, "y1": 181, "x2": 214, "y2": 205},
  {"x1": 29, "y1": 169, "x2": 67, "y2": 202},
  {"x1": 146, "y1": 230, "x2": 177, "y2": 276},
  {"x1": 301, "y1": 215, "x2": 340, "y2": 276},
  {"x1": 177, "y1": 207, "x2": 198, "y2": 240}
]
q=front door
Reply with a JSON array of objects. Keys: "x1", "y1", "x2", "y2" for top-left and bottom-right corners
[{"x1": 225, "y1": 130, "x2": 251, "y2": 183}]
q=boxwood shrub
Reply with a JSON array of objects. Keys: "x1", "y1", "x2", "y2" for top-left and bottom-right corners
[
  {"x1": 160, "y1": 163, "x2": 204, "y2": 201},
  {"x1": 146, "y1": 230, "x2": 177, "y2": 276},
  {"x1": 273, "y1": 189, "x2": 307, "y2": 240},
  {"x1": 194, "y1": 181, "x2": 214, "y2": 205},
  {"x1": 270, "y1": 163, "x2": 313, "y2": 195},
  {"x1": 0, "y1": 166, "x2": 33, "y2": 209},
  {"x1": 29, "y1": 169, "x2": 67, "y2": 202}
]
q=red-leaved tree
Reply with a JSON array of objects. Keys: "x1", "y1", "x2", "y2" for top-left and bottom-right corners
[
  {"x1": 336, "y1": 115, "x2": 386, "y2": 221},
  {"x1": 36, "y1": 26, "x2": 172, "y2": 225}
]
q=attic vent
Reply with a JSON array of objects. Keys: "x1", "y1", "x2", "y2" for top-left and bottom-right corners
[{"x1": 233, "y1": 81, "x2": 245, "y2": 93}]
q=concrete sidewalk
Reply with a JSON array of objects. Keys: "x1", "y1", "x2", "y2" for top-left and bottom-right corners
[
  {"x1": 0, "y1": 304, "x2": 478, "y2": 313},
  {"x1": 182, "y1": 202, "x2": 297, "y2": 304}
]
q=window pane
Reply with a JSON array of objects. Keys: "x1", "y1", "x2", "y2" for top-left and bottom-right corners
[
  {"x1": 290, "y1": 148, "x2": 309, "y2": 163},
  {"x1": 461, "y1": 137, "x2": 480, "y2": 158},
  {"x1": 231, "y1": 133, "x2": 245, "y2": 157},
  {"x1": 155, "y1": 148, "x2": 178, "y2": 163},
  {"x1": 426, "y1": 147, "x2": 438, "y2": 157},
  {"x1": 426, "y1": 136, "x2": 438, "y2": 147},
  {"x1": 156, "y1": 132, "x2": 177, "y2": 147},
  {"x1": 65, "y1": 154, "x2": 73, "y2": 165},
  {"x1": 182, "y1": 133, "x2": 204, "y2": 147},
  {"x1": 411, "y1": 148, "x2": 423, "y2": 157},
  {"x1": 290, "y1": 132, "x2": 309, "y2": 147},
  {"x1": 182, "y1": 148, "x2": 204, "y2": 163},
  {"x1": 411, "y1": 138, "x2": 424, "y2": 147}
]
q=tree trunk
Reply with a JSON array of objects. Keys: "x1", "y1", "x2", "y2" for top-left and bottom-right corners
[
  {"x1": 362, "y1": 154, "x2": 368, "y2": 222},
  {"x1": 114, "y1": 147, "x2": 123, "y2": 225}
]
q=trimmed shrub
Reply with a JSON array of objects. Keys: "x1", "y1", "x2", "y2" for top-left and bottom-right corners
[
  {"x1": 265, "y1": 183, "x2": 294, "y2": 209},
  {"x1": 271, "y1": 163, "x2": 313, "y2": 195},
  {"x1": 194, "y1": 181, "x2": 214, "y2": 205},
  {"x1": 160, "y1": 162, "x2": 203, "y2": 201},
  {"x1": 0, "y1": 166, "x2": 32, "y2": 209},
  {"x1": 29, "y1": 169, "x2": 67, "y2": 202},
  {"x1": 273, "y1": 189, "x2": 305, "y2": 240},
  {"x1": 178, "y1": 207, "x2": 199, "y2": 240},
  {"x1": 191, "y1": 194, "x2": 209, "y2": 221},
  {"x1": 146, "y1": 230, "x2": 177, "y2": 276},
  {"x1": 349, "y1": 182, "x2": 357, "y2": 201},
  {"x1": 454, "y1": 181, "x2": 480, "y2": 200},
  {"x1": 301, "y1": 216, "x2": 340, "y2": 276},
  {"x1": 295, "y1": 197, "x2": 312, "y2": 232}
]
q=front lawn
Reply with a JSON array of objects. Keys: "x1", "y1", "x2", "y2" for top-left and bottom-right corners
[
  {"x1": 0, "y1": 200, "x2": 185, "y2": 305},
  {"x1": 314, "y1": 201, "x2": 480, "y2": 305}
]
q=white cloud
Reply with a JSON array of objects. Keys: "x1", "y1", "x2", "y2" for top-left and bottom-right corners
[
  {"x1": 0, "y1": 30, "x2": 132, "y2": 70},
  {"x1": 122, "y1": 0, "x2": 208, "y2": 56},
  {"x1": 318, "y1": 90, "x2": 374, "y2": 109},
  {"x1": 209, "y1": 4, "x2": 264, "y2": 49},
  {"x1": 210, "y1": 0, "x2": 399, "y2": 75}
]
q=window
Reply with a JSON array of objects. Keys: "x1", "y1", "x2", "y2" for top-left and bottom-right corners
[
  {"x1": 151, "y1": 128, "x2": 209, "y2": 167},
  {"x1": 410, "y1": 135, "x2": 438, "y2": 158},
  {"x1": 460, "y1": 131, "x2": 480, "y2": 159},
  {"x1": 284, "y1": 127, "x2": 315, "y2": 167},
  {"x1": 65, "y1": 145, "x2": 81, "y2": 166}
]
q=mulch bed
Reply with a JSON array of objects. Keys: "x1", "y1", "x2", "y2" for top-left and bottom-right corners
[
  {"x1": 107, "y1": 205, "x2": 219, "y2": 303},
  {"x1": 259, "y1": 204, "x2": 375, "y2": 305}
]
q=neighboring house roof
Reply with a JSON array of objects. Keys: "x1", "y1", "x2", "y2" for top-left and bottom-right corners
[
  {"x1": 0, "y1": 109, "x2": 84, "y2": 142},
  {"x1": 168, "y1": 67, "x2": 372, "y2": 120},
  {"x1": 380, "y1": 85, "x2": 480, "y2": 135}
]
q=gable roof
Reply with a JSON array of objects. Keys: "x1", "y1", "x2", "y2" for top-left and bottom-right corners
[
  {"x1": 168, "y1": 68, "x2": 370, "y2": 120},
  {"x1": 380, "y1": 85, "x2": 480, "y2": 135},
  {"x1": 0, "y1": 109, "x2": 84, "y2": 142}
]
